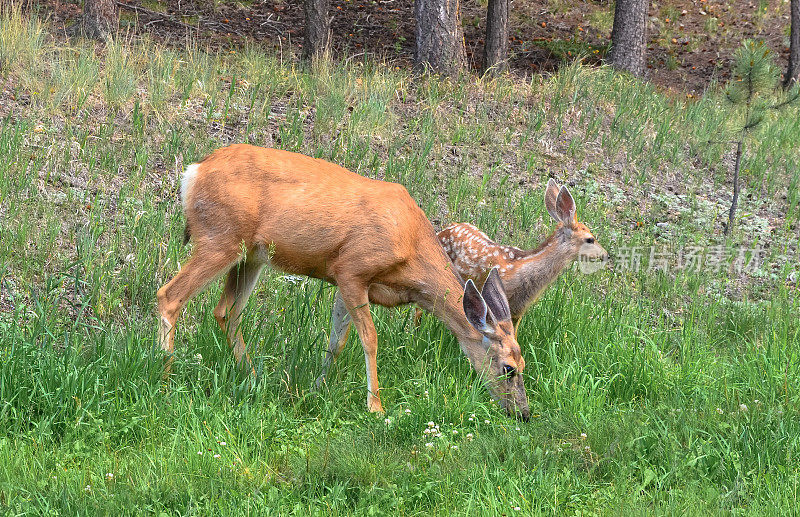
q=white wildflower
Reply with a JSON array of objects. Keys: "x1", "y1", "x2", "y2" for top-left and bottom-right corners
[
  {"x1": 739, "y1": 404, "x2": 748, "y2": 412},
  {"x1": 425, "y1": 442, "x2": 434, "y2": 448},
  {"x1": 580, "y1": 433, "x2": 587, "y2": 440},
  {"x1": 716, "y1": 408, "x2": 724, "y2": 415}
]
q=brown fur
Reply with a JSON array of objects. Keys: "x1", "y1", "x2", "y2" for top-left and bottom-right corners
[{"x1": 157, "y1": 145, "x2": 530, "y2": 419}]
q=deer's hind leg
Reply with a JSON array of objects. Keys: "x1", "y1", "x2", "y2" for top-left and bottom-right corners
[
  {"x1": 157, "y1": 245, "x2": 241, "y2": 377},
  {"x1": 213, "y1": 258, "x2": 264, "y2": 377}
]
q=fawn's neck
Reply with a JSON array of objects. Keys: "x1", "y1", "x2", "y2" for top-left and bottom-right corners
[{"x1": 503, "y1": 230, "x2": 576, "y2": 317}]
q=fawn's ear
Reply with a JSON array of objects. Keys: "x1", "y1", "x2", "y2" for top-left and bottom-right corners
[
  {"x1": 481, "y1": 267, "x2": 512, "y2": 323},
  {"x1": 556, "y1": 186, "x2": 577, "y2": 228},
  {"x1": 544, "y1": 178, "x2": 561, "y2": 222},
  {"x1": 463, "y1": 279, "x2": 490, "y2": 335}
]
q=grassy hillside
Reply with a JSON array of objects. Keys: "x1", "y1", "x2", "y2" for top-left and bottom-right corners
[{"x1": 1, "y1": 7, "x2": 800, "y2": 514}]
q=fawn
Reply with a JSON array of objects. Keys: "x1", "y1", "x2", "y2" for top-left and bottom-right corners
[
  {"x1": 321, "y1": 180, "x2": 607, "y2": 384},
  {"x1": 157, "y1": 144, "x2": 530, "y2": 419}
]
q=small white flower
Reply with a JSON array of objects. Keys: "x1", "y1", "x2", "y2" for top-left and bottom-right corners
[
  {"x1": 716, "y1": 408, "x2": 724, "y2": 415},
  {"x1": 423, "y1": 428, "x2": 431, "y2": 435},
  {"x1": 754, "y1": 399, "x2": 761, "y2": 405},
  {"x1": 405, "y1": 408, "x2": 412, "y2": 414},
  {"x1": 470, "y1": 414, "x2": 476, "y2": 419},
  {"x1": 84, "y1": 485, "x2": 91, "y2": 492},
  {"x1": 424, "y1": 390, "x2": 429, "y2": 397},
  {"x1": 580, "y1": 433, "x2": 587, "y2": 440},
  {"x1": 584, "y1": 446, "x2": 591, "y2": 453},
  {"x1": 219, "y1": 441, "x2": 227, "y2": 446},
  {"x1": 515, "y1": 427, "x2": 520, "y2": 431},
  {"x1": 105, "y1": 473, "x2": 114, "y2": 480},
  {"x1": 197, "y1": 451, "x2": 203, "y2": 455},
  {"x1": 425, "y1": 442, "x2": 434, "y2": 448},
  {"x1": 468, "y1": 416, "x2": 474, "y2": 422},
  {"x1": 384, "y1": 418, "x2": 391, "y2": 425},
  {"x1": 450, "y1": 445, "x2": 458, "y2": 450},
  {"x1": 484, "y1": 419, "x2": 490, "y2": 424},
  {"x1": 213, "y1": 454, "x2": 221, "y2": 459},
  {"x1": 466, "y1": 433, "x2": 474, "y2": 441},
  {"x1": 427, "y1": 421, "x2": 435, "y2": 427},
  {"x1": 452, "y1": 430, "x2": 458, "y2": 435},
  {"x1": 513, "y1": 507, "x2": 521, "y2": 511},
  {"x1": 739, "y1": 404, "x2": 748, "y2": 412}
]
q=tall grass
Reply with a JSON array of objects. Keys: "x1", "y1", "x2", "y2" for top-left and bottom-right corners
[{"x1": 0, "y1": 7, "x2": 799, "y2": 514}]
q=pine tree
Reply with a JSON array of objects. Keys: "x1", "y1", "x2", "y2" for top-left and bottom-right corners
[
  {"x1": 82, "y1": 0, "x2": 118, "y2": 42},
  {"x1": 723, "y1": 40, "x2": 799, "y2": 235}
]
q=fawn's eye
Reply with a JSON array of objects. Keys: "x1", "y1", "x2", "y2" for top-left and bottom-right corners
[
  {"x1": 585, "y1": 237, "x2": 595, "y2": 244},
  {"x1": 502, "y1": 364, "x2": 516, "y2": 378}
]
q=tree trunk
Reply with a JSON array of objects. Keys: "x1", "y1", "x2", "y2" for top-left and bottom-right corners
[
  {"x1": 82, "y1": 0, "x2": 118, "y2": 42},
  {"x1": 608, "y1": 0, "x2": 648, "y2": 77},
  {"x1": 303, "y1": 0, "x2": 331, "y2": 61},
  {"x1": 414, "y1": 0, "x2": 466, "y2": 75},
  {"x1": 785, "y1": 0, "x2": 800, "y2": 88},
  {"x1": 483, "y1": 0, "x2": 509, "y2": 75},
  {"x1": 725, "y1": 140, "x2": 743, "y2": 236}
]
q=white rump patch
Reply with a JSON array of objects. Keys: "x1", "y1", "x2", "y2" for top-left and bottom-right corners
[{"x1": 181, "y1": 163, "x2": 200, "y2": 209}]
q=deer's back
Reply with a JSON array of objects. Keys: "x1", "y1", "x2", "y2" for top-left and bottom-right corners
[{"x1": 183, "y1": 145, "x2": 432, "y2": 281}]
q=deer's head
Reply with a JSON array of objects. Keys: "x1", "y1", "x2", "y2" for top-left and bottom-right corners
[
  {"x1": 544, "y1": 179, "x2": 608, "y2": 268},
  {"x1": 462, "y1": 268, "x2": 530, "y2": 420}
]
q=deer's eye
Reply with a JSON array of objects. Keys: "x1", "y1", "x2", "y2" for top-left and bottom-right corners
[
  {"x1": 585, "y1": 237, "x2": 595, "y2": 244},
  {"x1": 502, "y1": 364, "x2": 516, "y2": 378}
]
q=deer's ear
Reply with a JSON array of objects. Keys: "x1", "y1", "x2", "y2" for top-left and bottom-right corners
[
  {"x1": 481, "y1": 267, "x2": 512, "y2": 323},
  {"x1": 556, "y1": 186, "x2": 577, "y2": 227},
  {"x1": 544, "y1": 179, "x2": 561, "y2": 222},
  {"x1": 463, "y1": 279, "x2": 490, "y2": 334}
]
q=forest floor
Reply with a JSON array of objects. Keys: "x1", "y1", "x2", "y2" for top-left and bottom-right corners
[{"x1": 29, "y1": 0, "x2": 796, "y2": 94}]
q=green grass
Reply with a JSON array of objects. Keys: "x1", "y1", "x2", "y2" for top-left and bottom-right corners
[{"x1": 1, "y1": 6, "x2": 800, "y2": 514}]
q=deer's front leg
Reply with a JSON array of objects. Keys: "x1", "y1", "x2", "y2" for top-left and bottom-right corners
[
  {"x1": 338, "y1": 284, "x2": 383, "y2": 413},
  {"x1": 315, "y1": 291, "x2": 353, "y2": 389}
]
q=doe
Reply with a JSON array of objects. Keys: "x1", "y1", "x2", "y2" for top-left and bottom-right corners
[{"x1": 157, "y1": 144, "x2": 530, "y2": 419}]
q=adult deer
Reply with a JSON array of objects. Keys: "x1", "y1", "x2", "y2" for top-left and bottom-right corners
[
  {"x1": 157, "y1": 144, "x2": 530, "y2": 420},
  {"x1": 321, "y1": 180, "x2": 607, "y2": 383}
]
